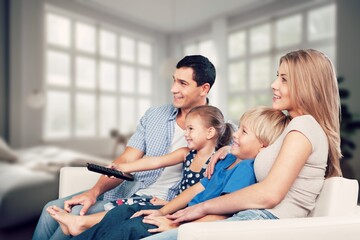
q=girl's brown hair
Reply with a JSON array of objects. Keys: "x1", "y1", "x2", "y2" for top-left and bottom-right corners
[{"x1": 186, "y1": 105, "x2": 233, "y2": 150}]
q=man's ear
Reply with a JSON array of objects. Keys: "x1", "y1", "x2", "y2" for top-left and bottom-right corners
[
  {"x1": 207, "y1": 127, "x2": 216, "y2": 140},
  {"x1": 200, "y1": 83, "x2": 211, "y2": 96}
]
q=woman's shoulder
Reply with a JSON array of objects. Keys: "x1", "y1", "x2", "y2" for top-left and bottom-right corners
[
  {"x1": 287, "y1": 115, "x2": 322, "y2": 132},
  {"x1": 286, "y1": 115, "x2": 327, "y2": 146}
]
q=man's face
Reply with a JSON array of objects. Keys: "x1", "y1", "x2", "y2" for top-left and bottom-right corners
[{"x1": 171, "y1": 67, "x2": 207, "y2": 110}]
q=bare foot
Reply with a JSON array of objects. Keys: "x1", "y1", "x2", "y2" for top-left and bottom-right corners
[
  {"x1": 46, "y1": 206, "x2": 70, "y2": 235},
  {"x1": 46, "y1": 205, "x2": 88, "y2": 236}
]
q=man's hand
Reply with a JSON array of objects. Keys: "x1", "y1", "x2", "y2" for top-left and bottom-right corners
[
  {"x1": 143, "y1": 215, "x2": 179, "y2": 233},
  {"x1": 166, "y1": 203, "x2": 207, "y2": 224},
  {"x1": 63, "y1": 190, "x2": 97, "y2": 216},
  {"x1": 205, "y1": 146, "x2": 230, "y2": 179}
]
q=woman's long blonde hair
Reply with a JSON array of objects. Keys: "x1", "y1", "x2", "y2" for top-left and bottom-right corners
[{"x1": 280, "y1": 49, "x2": 342, "y2": 177}]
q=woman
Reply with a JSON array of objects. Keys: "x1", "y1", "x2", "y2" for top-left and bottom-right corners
[{"x1": 143, "y1": 49, "x2": 342, "y2": 239}]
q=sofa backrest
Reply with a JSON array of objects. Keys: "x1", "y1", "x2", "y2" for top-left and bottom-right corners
[
  {"x1": 310, "y1": 177, "x2": 359, "y2": 217},
  {"x1": 59, "y1": 167, "x2": 99, "y2": 198}
]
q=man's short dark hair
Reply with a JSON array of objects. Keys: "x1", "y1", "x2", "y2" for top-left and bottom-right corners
[{"x1": 176, "y1": 55, "x2": 216, "y2": 88}]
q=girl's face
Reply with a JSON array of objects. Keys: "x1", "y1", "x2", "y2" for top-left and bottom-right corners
[
  {"x1": 271, "y1": 62, "x2": 301, "y2": 118},
  {"x1": 231, "y1": 122, "x2": 263, "y2": 159},
  {"x1": 184, "y1": 115, "x2": 213, "y2": 150}
]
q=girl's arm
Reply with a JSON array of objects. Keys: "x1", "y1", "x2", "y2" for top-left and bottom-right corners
[
  {"x1": 112, "y1": 147, "x2": 189, "y2": 173},
  {"x1": 132, "y1": 182, "x2": 205, "y2": 219},
  {"x1": 169, "y1": 131, "x2": 312, "y2": 222}
]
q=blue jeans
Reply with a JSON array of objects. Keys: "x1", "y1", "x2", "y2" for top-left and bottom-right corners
[
  {"x1": 141, "y1": 209, "x2": 278, "y2": 240},
  {"x1": 32, "y1": 192, "x2": 110, "y2": 240},
  {"x1": 73, "y1": 203, "x2": 161, "y2": 240}
]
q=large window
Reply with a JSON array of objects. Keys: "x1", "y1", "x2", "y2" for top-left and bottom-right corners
[
  {"x1": 44, "y1": 9, "x2": 153, "y2": 139},
  {"x1": 227, "y1": 3, "x2": 336, "y2": 121}
]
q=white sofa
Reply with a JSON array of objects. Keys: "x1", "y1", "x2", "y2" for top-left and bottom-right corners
[{"x1": 59, "y1": 167, "x2": 360, "y2": 239}]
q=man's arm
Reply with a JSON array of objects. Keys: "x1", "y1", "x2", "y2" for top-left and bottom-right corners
[{"x1": 64, "y1": 146, "x2": 145, "y2": 215}]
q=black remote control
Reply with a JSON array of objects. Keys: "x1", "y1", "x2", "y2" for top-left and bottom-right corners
[{"x1": 86, "y1": 163, "x2": 134, "y2": 181}]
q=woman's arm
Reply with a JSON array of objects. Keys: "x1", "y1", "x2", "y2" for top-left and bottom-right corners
[
  {"x1": 169, "y1": 131, "x2": 312, "y2": 222},
  {"x1": 113, "y1": 147, "x2": 189, "y2": 173}
]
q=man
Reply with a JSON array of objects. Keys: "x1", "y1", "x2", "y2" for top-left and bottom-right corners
[{"x1": 32, "y1": 55, "x2": 216, "y2": 240}]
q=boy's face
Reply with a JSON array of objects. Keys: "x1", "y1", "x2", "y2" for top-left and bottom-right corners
[
  {"x1": 171, "y1": 67, "x2": 208, "y2": 112},
  {"x1": 231, "y1": 123, "x2": 263, "y2": 159},
  {"x1": 184, "y1": 115, "x2": 212, "y2": 150}
]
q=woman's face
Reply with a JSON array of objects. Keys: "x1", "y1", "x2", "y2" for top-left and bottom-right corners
[{"x1": 271, "y1": 62, "x2": 301, "y2": 118}]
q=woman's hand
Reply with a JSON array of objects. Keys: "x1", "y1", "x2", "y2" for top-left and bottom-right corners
[
  {"x1": 205, "y1": 146, "x2": 230, "y2": 179},
  {"x1": 131, "y1": 209, "x2": 163, "y2": 219},
  {"x1": 166, "y1": 204, "x2": 207, "y2": 224},
  {"x1": 143, "y1": 215, "x2": 179, "y2": 233}
]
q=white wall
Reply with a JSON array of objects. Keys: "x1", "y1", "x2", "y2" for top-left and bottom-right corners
[
  {"x1": 337, "y1": 0, "x2": 360, "y2": 183},
  {"x1": 9, "y1": 0, "x2": 169, "y2": 157}
]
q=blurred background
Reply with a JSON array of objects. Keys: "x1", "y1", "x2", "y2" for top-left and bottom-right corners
[{"x1": 0, "y1": 0, "x2": 359, "y2": 238}]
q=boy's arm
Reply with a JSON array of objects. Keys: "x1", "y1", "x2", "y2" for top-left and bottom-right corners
[
  {"x1": 113, "y1": 147, "x2": 189, "y2": 173},
  {"x1": 159, "y1": 182, "x2": 205, "y2": 215}
]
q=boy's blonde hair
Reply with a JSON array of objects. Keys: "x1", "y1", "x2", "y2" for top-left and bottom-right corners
[{"x1": 240, "y1": 106, "x2": 290, "y2": 147}]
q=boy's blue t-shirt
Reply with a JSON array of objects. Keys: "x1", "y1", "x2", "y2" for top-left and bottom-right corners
[{"x1": 188, "y1": 154, "x2": 255, "y2": 206}]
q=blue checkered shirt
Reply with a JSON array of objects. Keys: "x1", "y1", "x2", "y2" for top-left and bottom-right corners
[{"x1": 104, "y1": 104, "x2": 181, "y2": 201}]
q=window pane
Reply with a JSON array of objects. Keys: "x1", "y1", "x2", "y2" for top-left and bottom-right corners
[
  {"x1": 76, "y1": 56, "x2": 96, "y2": 89},
  {"x1": 250, "y1": 57, "x2": 271, "y2": 90},
  {"x1": 99, "y1": 61, "x2": 116, "y2": 91},
  {"x1": 138, "y1": 98, "x2": 151, "y2": 120},
  {"x1": 250, "y1": 24, "x2": 270, "y2": 53},
  {"x1": 120, "y1": 97, "x2": 135, "y2": 134},
  {"x1": 249, "y1": 94, "x2": 271, "y2": 108},
  {"x1": 75, "y1": 93, "x2": 96, "y2": 136},
  {"x1": 100, "y1": 95, "x2": 117, "y2": 137},
  {"x1": 199, "y1": 40, "x2": 217, "y2": 66},
  {"x1": 46, "y1": 13, "x2": 70, "y2": 47},
  {"x1": 308, "y1": 4, "x2": 336, "y2": 41},
  {"x1": 228, "y1": 31, "x2": 246, "y2": 58},
  {"x1": 45, "y1": 91, "x2": 70, "y2": 138},
  {"x1": 138, "y1": 41, "x2": 152, "y2": 66},
  {"x1": 315, "y1": 44, "x2": 336, "y2": 64},
  {"x1": 76, "y1": 22, "x2": 96, "y2": 53},
  {"x1": 120, "y1": 65, "x2": 135, "y2": 93},
  {"x1": 100, "y1": 30, "x2": 116, "y2": 58},
  {"x1": 184, "y1": 44, "x2": 198, "y2": 55},
  {"x1": 46, "y1": 50, "x2": 70, "y2": 86},
  {"x1": 138, "y1": 69, "x2": 152, "y2": 95},
  {"x1": 228, "y1": 96, "x2": 247, "y2": 122},
  {"x1": 228, "y1": 61, "x2": 246, "y2": 92},
  {"x1": 276, "y1": 14, "x2": 302, "y2": 48},
  {"x1": 120, "y1": 36, "x2": 135, "y2": 62}
]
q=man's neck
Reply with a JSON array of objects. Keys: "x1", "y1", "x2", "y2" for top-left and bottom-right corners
[{"x1": 176, "y1": 98, "x2": 208, "y2": 129}]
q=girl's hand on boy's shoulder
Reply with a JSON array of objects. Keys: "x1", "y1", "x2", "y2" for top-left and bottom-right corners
[{"x1": 205, "y1": 146, "x2": 230, "y2": 179}]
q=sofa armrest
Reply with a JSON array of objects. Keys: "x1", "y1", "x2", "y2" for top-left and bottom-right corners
[
  {"x1": 59, "y1": 167, "x2": 100, "y2": 198},
  {"x1": 178, "y1": 211, "x2": 360, "y2": 240}
]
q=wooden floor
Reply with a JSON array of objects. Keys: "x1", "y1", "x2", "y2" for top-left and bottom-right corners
[{"x1": 0, "y1": 219, "x2": 37, "y2": 240}]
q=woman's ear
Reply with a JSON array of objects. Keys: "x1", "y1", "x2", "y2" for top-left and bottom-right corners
[{"x1": 207, "y1": 127, "x2": 216, "y2": 140}]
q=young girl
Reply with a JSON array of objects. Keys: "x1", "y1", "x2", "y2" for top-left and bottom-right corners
[
  {"x1": 46, "y1": 105, "x2": 233, "y2": 235},
  {"x1": 149, "y1": 49, "x2": 342, "y2": 240},
  {"x1": 50, "y1": 106, "x2": 290, "y2": 240}
]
